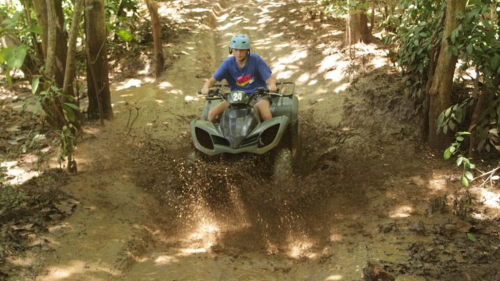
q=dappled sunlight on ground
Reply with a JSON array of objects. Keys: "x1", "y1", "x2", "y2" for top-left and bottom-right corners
[
  {"x1": 325, "y1": 275, "x2": 345, "y2": 280},
  {"x1": 389, "y1": 205, "x2": 415, "y2": 218},
  {"x1": 428, "y1": 171, "x2": 448, "y2": 192},
  {"x1": 6, "y1": 256, "x2": 34, "y2": 268},
  {"x1": 480, "y1": 189, "x2": 500, "y2": 209},
  {"x1": 154, "y1": 254, "x2": 179, "y2": 265},
  {"x1": 329, "y1": 231, "x2": 343, "y2": 242},
  {"x1": 184, "y1": 95, "x2": 201, "y2": 102},
  {"x1": 1, "y1": 160, "x2": 37, "y2": 185},
  {"x1": 40, "y1": 260, "x2": 119, "y2": 281}
]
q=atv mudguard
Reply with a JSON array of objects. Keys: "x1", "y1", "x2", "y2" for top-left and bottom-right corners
[{"x1": 190, "y1": 116, "x2": 290, "y2": 155}]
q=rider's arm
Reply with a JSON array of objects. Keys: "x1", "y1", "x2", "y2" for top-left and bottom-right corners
[
  {"x1": 201, "y1": 77, "x2": 218, "y2": 95},
  {"x1": 266, "y1": 74, "x2": 277, "y2": 92}
]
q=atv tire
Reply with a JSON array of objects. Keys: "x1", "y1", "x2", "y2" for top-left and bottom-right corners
[{"x1": 273, "y1": 147, "x2": 293, "y2": 184}]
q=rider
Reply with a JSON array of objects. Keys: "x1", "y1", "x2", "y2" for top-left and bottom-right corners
[{"x1": 201, "y1": 33, "x2": 277, "y2": 122}]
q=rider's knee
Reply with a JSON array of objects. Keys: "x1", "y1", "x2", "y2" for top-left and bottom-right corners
[
  {"x1": 207, "y1": 109, "x2": 217, "y2": 122},
  {"x1": 260, "y1": 111, "x2": 272, "y2": 121}
]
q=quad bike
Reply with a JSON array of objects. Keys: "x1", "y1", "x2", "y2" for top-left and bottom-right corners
[{"x1": 190, "y1": 82, "x2": 300, "y2": 182}]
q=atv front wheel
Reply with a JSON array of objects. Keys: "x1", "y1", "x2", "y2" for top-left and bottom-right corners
[{"x1": 273, "y1": 147, "x2": 293, "y2": 184}]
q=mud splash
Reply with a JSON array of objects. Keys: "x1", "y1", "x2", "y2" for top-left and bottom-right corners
[{"x1": 129, "y1": 137, "x2": 333, "y2": 257}]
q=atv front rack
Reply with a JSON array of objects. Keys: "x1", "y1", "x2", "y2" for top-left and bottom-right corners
[{"x1": 207, "y1": 81, "x2": 295, "y2": 99}]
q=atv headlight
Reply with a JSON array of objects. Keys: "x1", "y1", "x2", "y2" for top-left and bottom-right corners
[
  {"x1": 258, "y1": 124, "x2": 280, "y2": 147},
  {"x1": 195, "y1": 127, "x2": 214, "y2": 150}
]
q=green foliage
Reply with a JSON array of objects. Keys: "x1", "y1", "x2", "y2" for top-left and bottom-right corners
[
  {"x1": 317, "y1": 0, "x2": 373, "y2": 18},
  {"x1": 3, "y1": 44, "x2": 27, "y2": 69},
  {"x1": 318, "y1": 0, "x2": 349, "y2": 17},
  {"x1": 0, "y1": 4, "x2": 41, "y2": 45},
  {"x1": 449, "y1": 1, "x2": 500, "y2": 153},
  {"x1": 104, "y1": 0, "x2": 139, "y2": 43},
  {"x1": 385, "y1": 0, "x2": 445, "y2": 101},
  {"x1": 444, "y1": 132, "x2": 476, "y2": 187},
  {"x1": 392, "y1": 0, "x2": 499, "y2": 159},
  {"x1": 467, "y1": 232, "x2": 477, "y2": 242},
  {"x1": 30, "y1": 76, "x2": 80, "y2": 170},
  {"x1": 437, "y1": 98, "x2": 474, "y2": 135},
  {"x1": 116, "y1": 28, "x2": 133, "y2": 42},
  {"x1": 0, "y1": 3, "x2": 36, "y2": 84},
  {"x1": 55, "y1": 124, "x2": 77, "y2": 169},
  {"x1": 0, "y1": 45, "x2": 27, "y2": 85}
]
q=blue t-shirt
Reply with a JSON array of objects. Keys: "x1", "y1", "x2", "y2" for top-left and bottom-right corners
[{"x1": 213, "y1": 53, "x2": 272, "y2": 95}]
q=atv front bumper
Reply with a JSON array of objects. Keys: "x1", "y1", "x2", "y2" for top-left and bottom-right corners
[{"x1": 190, "y1": 116, "x2": 289, "y2": 156}]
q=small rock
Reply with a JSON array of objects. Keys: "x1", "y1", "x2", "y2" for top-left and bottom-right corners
[
  {"x1": 409, "y1": 220, "x2": 426, "y2": 235},
  {"x1": 379, "y1": 222, "x2": 398, "y2": 233},
  {"x1": 362, "y1": 260, "x2": 395, "y2": 281}
]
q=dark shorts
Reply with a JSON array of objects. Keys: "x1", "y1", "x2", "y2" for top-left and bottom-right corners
[{"x1": 250, "y1": 95, "x2": 271, "y2": 106}]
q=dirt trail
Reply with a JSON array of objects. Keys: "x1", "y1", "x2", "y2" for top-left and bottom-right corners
[{"x1": 16, "y1": 0, "x2": 500, "y2": 281}]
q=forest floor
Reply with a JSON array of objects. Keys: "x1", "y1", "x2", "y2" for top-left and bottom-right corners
[{"x1": 1, "y1": 0, "x2": 500, "y2": 280}]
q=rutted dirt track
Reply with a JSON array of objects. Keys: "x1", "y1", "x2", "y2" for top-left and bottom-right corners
[{"x1": 4, "y1": 0, "x2": 500, "y2": 280}]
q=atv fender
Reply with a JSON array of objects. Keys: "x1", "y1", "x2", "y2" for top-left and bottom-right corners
[{"x1": 190, "y1": 116, "x2": 290, "y2": 156}]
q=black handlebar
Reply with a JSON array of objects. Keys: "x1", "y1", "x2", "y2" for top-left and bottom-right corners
[{"x1": 199, "y1": 87, "x2": 280, "y2": 98}]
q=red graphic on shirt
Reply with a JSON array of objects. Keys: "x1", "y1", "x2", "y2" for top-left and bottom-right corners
[{"x1": 236, "y1": 74, "x2": 253, "y2": 87}]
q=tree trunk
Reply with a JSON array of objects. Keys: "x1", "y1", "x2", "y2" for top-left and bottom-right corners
[
  {"x1": 344, "y1": 0, "x2": 372, "y2": 46},
  {"x1": 63, "y1": 0, "x2": 84, "y2": 96},
  {"x1": 85, "y1": 0, "x2": 113, "y2": 121},
  {"x1": 146, "y1": 0, "x2": 164, "y2": 78},
  {"x1": 33, "y1": 0, "x2": 69, "y2": 91},
  {"x1": 62, "y1": 0, "x2": 85, "y2": 128},
  {"x1": 369, "y1": 0, "x2": 375, "y2": 33},
  {"x1": 32, "y1": 0, "x2": 74, "y2": 129},
  {"x1": 468, "y1": 92, "x2": 489, "y2": 158},
  {"x1": 42, "y1": 0, "x2": 66, "y2": 128},
  {"x1": 44, "y1": 0, "x2": 56, "y2": 78},
  {"x1": 21, "y1": 0, "x2": 43, "y2": 63},
  {"x1": 32, "y1": 0, "x2": 47, "y2": 57},
  {"x1": 427, "y1": 0, "x2": 467, "y2": 149},
  {"x1": 421, "y1": 11, "x2": 446, "y2": 142}
]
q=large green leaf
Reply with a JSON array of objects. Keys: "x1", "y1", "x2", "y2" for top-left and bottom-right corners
[
  {"x1": 445, "y1": 107, "x2": 452, "y2": 117},
  {"x1": 0, "y1": 48, "x2": 7, "y2": 63},
  {"x1": 31, "y1": 76, "x2": 40, "y2": 94},
  {"x1": 461, "y1": 175, "x2": 470, "y2": 187},
  {"x1": 444, "y1": 147, "x2": 452, "y2": 160},
  {"x1": 466, "y1": 44, "x2": 473, "y2": 54},
  {"x1": 116, "y1": 29, "x2": 133, "y2": 42},
  {"x1": 5, "y1": 45, "x2": 27, "y2": 69},
  {"x1": 64, "y1": 102, "x2": 81, "y2": 112},
  {"x1": 1, "y1": 11, "x2": 21, "y2": 29},
  {"x1": 449, "y1": 122, "x2": 456, "y2": 131},
  {"x1": 24, "y1": 25, "x2": 43, "y2": 34},
  {"x1": 492, "y1": 55, "x2": 500, "y2": 71},
  {"x1": 455, "y1": 108, "x2": 463, "y2": 122},
  {"x1": 464, "y1": 171, "x2": 474, "y2": 181},
  {"x1": 437, "y1": 112, "x2": 445, "y2": 126}
]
